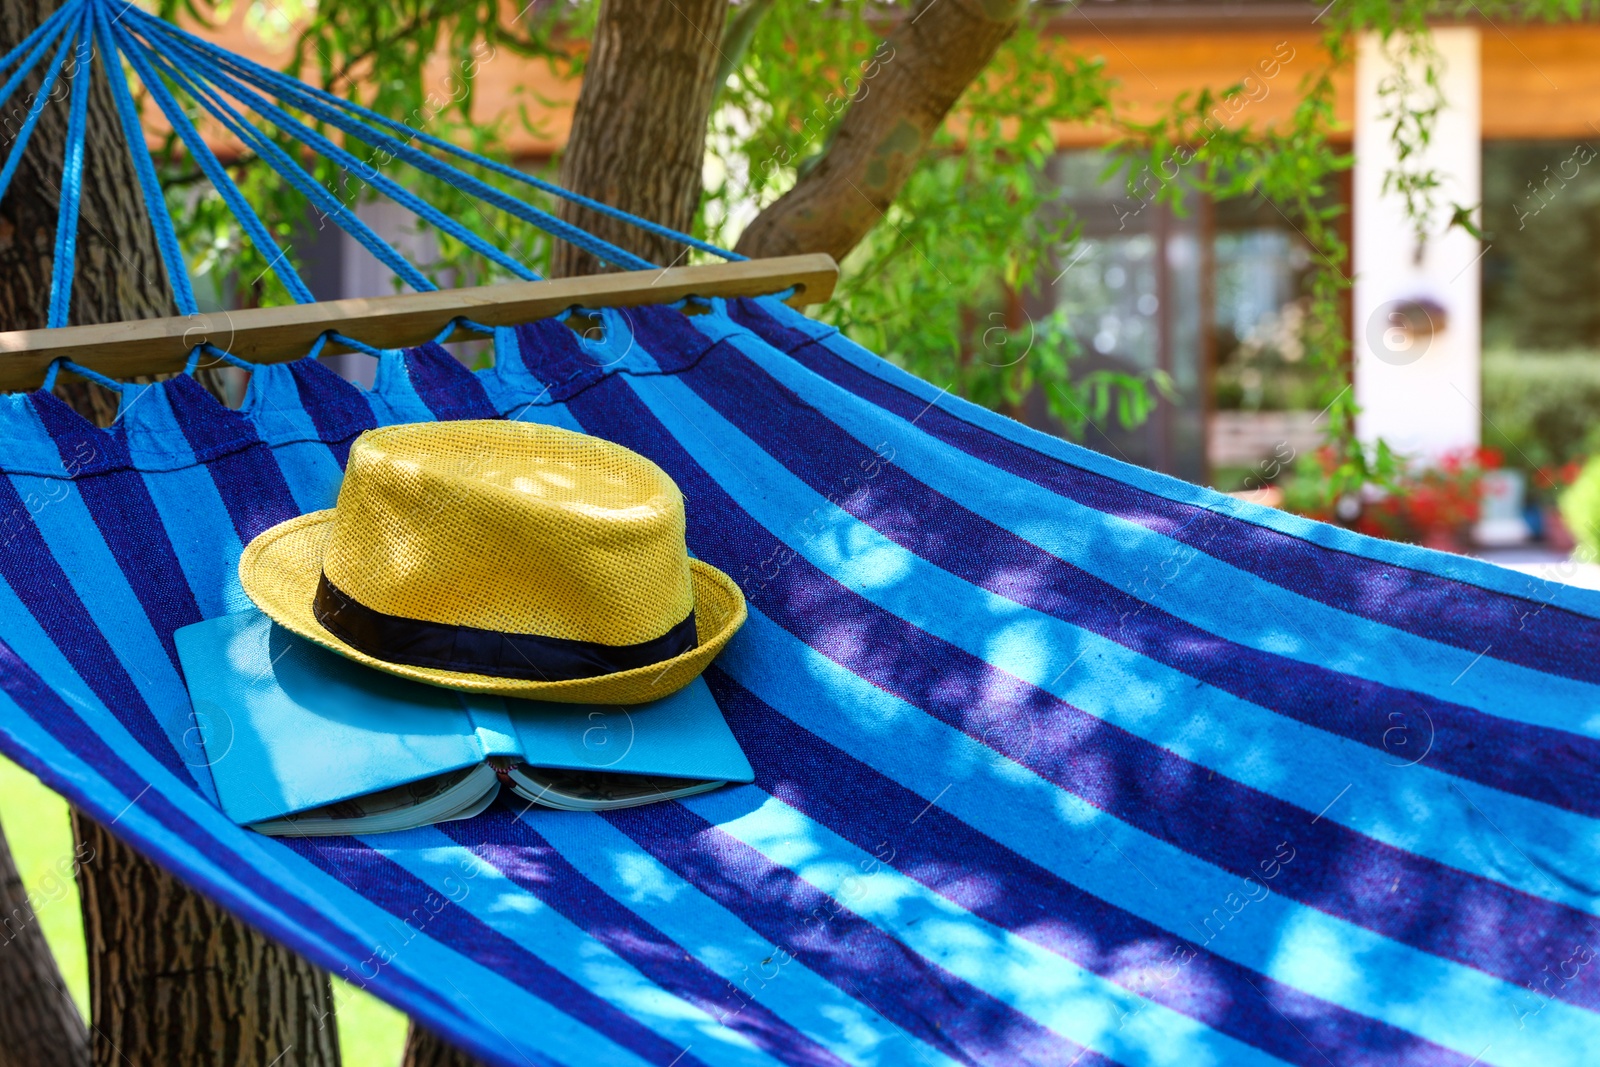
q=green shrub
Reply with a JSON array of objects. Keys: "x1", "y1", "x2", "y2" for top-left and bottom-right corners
[
  {"x1": 1481, "y1": 350, "x2": 1600, "y2": 479},
  {"x1": 1561, "y1": 455, "x2": 1600, "y2": 558}
]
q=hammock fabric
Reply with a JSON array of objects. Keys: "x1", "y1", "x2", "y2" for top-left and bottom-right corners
[
  {"x1": 4, "y1": 293, "x2": 1600, "y2": 1067},
  {"x1": 4, "y1": 0, "x2": 1600, "y2": 1063}
]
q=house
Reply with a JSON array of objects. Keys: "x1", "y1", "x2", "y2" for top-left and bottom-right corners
[
  {"x1": 1034, "y1": 3, "x2": 1599, "y2": 491},
  {"x1": 198, "y1": 2, "x2": 1600, "y2": 488}
]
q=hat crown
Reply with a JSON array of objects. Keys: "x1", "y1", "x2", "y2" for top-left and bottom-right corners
[{"x1": 321, "y1": 421, "x2": 694, "y2": 646}]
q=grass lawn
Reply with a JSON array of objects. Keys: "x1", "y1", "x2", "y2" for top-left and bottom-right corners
[{"x1": 0, "y1": 754, "x2": 409, "y2": 1066}]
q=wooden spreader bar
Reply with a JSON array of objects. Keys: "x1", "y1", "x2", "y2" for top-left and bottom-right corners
[{"x1": 0, "y1": 254, "x2": 839, "y2": 392}]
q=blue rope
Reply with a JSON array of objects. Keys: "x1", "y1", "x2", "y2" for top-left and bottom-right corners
[
  {"x1": 0, "y1": 0, "x2": 79, "y2": 118},
  {"x1": 109, "y1": 19, "x2": 315, "y2": 304},
  {"x1": 40, "y1": 358, "x2": 61, "y2": 393},
  {"x1": 201, "y1": 343, "x2": 255, "y2": 370},
  {"x1": 0, "y1": 0, "x2": 79, "y2": 81},
  {"x1": 127, "y1": 26, "x2": 540, "y2": 284},
  {"x1": 329, "y1": 332, "x2": 388, "y2": 358},
  {"x1": 126, "y1": 7, "x2": 741, "y2": 266},
  {"x1": 126, "y1": 31, "x2": 435, "y2": 294},
  {"x1": 129, "y1": 13, "x2": 652, "y2": 275},
  {"x1": 431, "y1": 316, "x2": 496, "y2": 346},
  {"x1": 14, "y1": 0, "x2": 762, "y2": 399},
  {"x1": 298, "y1": 329, "x2": 401, "y2": 363},
  {"x1": 59, "y1": 358, "x2": 124, "y2": 393},
  {"x1": 0, "y1": 15, "x2": 81, "y2": 212},
  {"x1": 45, "y1": 6, "x2": 93, "y2": 329},
  {"x1": 122, "y1": 29, "x2": 438, "y2": 294},
  {"x1": 92, "y1": 3, "x2": 197, "y2": 316}
]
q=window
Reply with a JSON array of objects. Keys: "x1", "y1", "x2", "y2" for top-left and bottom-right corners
[
  {"x1": 1031, "y1": 149, "x2": 1328, "y2": 485},
  {"x1": 1032, "y1": 150, "x2": 1205, "y2": 482}
]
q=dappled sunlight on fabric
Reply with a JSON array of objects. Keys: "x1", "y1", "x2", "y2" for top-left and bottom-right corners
[
  {"x1": 411, "y1": 818, "x2": 816, "y2": 1061},
  {"x1": 1254, "y1": 902, "x2": 1595, "y2": 1059},
  {"x1": 1266, "y1": 914, "x2": 1373, "y2": 1010},
  {"x1": 981, "y1": 616, "x2": 1059, "y2": 692},
  {"x1": 604, "y1": 801, "x2": 1059, "y2": 1063},
  {"x1": 819, "y1": 521, "x2": 918, "y2": 590},
  {"x1": 578, "y1": 944, "x2": 761, "y2": 1054},
  {"x1": 609, "y1": 851, "x2": 687, "y2": 906},
  {"x1": 1255, "y1": 627, "x2": 1311, "y2": 658},
  {"x1": 741, "y1": 588, "x2": 1600, "y2": 1011},
  {"x1": 699, "y1": 790, "x2": 1253, "y2": 1066},
  {"x1": 22, "y1": 285, "x2": 1600, "y2": 1067},
  {"x1": 813, "y1": 1003, "x2": 900, "y2": 1061},
  {"x1": 982, "y1": 559, "x2": 1068, "y2": 615},
  {"x1": 755, "y1": 613, "x2": 1079, "y2": 806},
  {"x1": 712, "y1": 794, "x2": 824, "y2": 870},
  {"x1": 1105, "y1": 938, "x2": 1233, "y2": 1020},
  {"x1": 597, "y1": 925, "x2": 695, "y2": 969},
  {"x1": 478, "y1": 884, "x2": 542, "y2": 919}
]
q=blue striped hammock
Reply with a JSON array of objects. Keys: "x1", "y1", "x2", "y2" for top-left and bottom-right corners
[{"x1": 4, "y1": 292, "x2": 1599, "y2": 1067}]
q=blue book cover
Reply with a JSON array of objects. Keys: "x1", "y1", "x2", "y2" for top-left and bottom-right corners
[{"x1": 174, "y1": 609, "x2": 754, "y2": 828}]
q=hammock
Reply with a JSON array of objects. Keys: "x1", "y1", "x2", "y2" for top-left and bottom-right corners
[{"x1": 3, "y1": 3, "x2": 1600, "y2": 1066}]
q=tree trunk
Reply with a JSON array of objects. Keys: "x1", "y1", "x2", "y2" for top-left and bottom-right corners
[
  {"x1": 0, "y1": 0, "x2": 176, "y2": 422},
  {"x1": 410, "y1": 0, "x2": 728, "y2": 1055},
  {"x1": 550, "y1": 0, "x2": 729, "y2": 277},
  {"x1": 72, "y1": 814, "x2": 340, "y2": 1067},
  {"x1": 0, "y1": 814, "x2": 88, "y2": 1067},
  {"x1": 0, "y1": 2, "x2": 339, "y2": 1064},
  {"x1": 735, "y1": 0, "x2": 1025, "y2": 262},
  {"x1": 401, "y1": 1023, "x2": 486, "y2": 1067}
]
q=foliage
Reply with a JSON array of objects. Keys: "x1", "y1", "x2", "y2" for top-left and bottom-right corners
[
  {"x1": 1140, "y1": 0, "x2": 1547, "y2": 518},
  {"x1": 701, "y1": 6, "x2": 1157, "y2": 430},
  {"x1": 1559, "y1": 453, "x2": 1600, "y2": 559},
  {"x1": 1284, "y1": 444, "x2": 1493, "y2": 546},
  {"x1": 140, "y1": 0, "x2": 1580, "y2": 489},
  {"x1": 1111, "y1": 23, "x2": 1378, "y2": 503},
  {"x1": 1481, "y1": 141, "x2": 1600, "y2": 349},
  {"x1": 1481, "y1": 351, "x2": 1600, "y2": 484},
  {"x1": 153, "y1": 0, "x2": 589, "y2": 305},
  {"x1": 144, "y1": 1, "x2": 1171, "y2": 437},
  {"x1": 1372, "y1": 29, "x2": 1447, "y2": 258}
]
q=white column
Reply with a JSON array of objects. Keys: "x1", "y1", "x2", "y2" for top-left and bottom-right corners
[{"x1": 1353, "y1": 27, "x2": 1482, "y2": 462}]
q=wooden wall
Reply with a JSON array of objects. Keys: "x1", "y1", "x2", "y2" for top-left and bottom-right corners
[
  {"x1": 1047, "y1": 30, "x2": 1352, "y2": 145},
  {"x1": 1480, "y1": 24, "x2": 1600, "y2": 139},
  {"x1": 170, "y1": 14, "x2": 1600, "y2": 156},
  {"x1": 1053, "y1": 22, "x2": 1600, "y2": 144}
]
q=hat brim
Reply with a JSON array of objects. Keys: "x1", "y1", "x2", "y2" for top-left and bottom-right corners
[{"x1": 237, "y1": 510, "x2": 747, "y2": 705}]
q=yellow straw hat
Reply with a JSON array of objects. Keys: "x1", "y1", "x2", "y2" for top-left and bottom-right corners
[{"x1": 238, "y1": 420, "x2": 746, "y2": 704}]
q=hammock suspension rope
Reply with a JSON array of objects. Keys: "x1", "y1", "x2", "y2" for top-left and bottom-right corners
[{"x1": 0, "y1": 0, "x2": 747, "y2": 389}]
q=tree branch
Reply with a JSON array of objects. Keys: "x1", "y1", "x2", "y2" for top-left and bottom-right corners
[{"x1": 735, "y1": 0, "x2": 1025, "y2": 262}]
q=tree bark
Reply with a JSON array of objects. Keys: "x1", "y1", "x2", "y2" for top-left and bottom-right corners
[
  {"x1": 0, "y1": 0, "x2": 176, "y2": 422},
  {"x1": 0, "y1": 814, "x2": 88, "y2": 1067},
  {"x1": 550, "y1": 0, "x2": 729, "y2": 277},
  {"x1": 429, "y1": 0, "x2": 728, "y2": 1053},
  {"x1": 734, "y1": 0, "x2": 1025, "y2": 262},
  {"x1": 401, "y1": 1022, "x2": 486, "y2": 1067},
  {"x1": 72, "y1": 813, "x2": 340, "y2": 1067},
  {"x1": 0, "y1": 2, "x2": 339, "y2": 1064}
]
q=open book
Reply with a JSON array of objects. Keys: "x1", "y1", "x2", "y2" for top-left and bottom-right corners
[{"x1": 173, "y1": 610, "x2": 754, "y2": 836}]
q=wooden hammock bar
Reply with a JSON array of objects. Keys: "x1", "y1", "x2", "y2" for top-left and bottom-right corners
[{"x1": 0, "y1": 254, "x2": 840, "y2": 392}]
